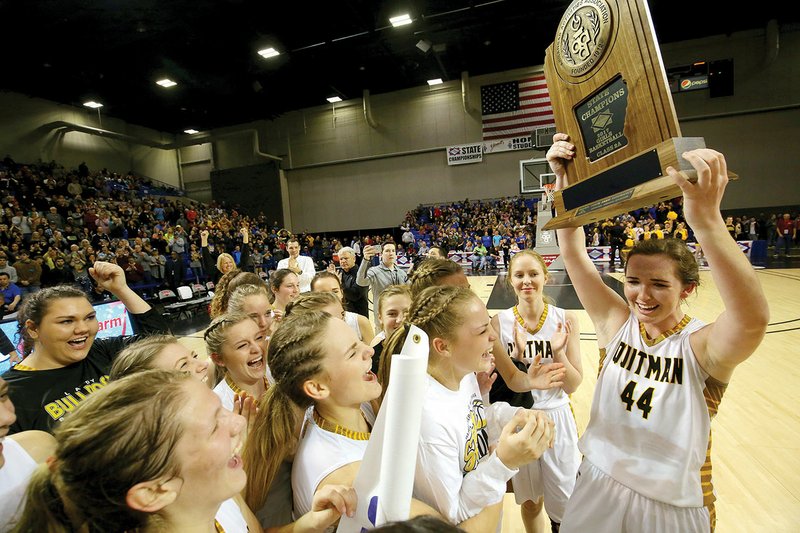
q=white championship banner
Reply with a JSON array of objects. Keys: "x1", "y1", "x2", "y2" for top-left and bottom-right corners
[{"x1": 446, "y1": 143, "x2": 483, "y2": 165}]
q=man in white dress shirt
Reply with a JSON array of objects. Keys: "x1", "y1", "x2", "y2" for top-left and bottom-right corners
[{"x1": 276, "y1": 237, "x2": 315, "y2": 292}]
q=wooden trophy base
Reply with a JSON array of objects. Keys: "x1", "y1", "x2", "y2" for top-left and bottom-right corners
[{"x1": 544, "y1": 137, "x2": 706, "y2": 230}]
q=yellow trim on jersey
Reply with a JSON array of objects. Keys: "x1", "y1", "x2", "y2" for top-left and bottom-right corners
[
  {"x1": 513, "y1": 303, "x2": 548, "y2": 335},
  {"x1": 701, "y1": 376, "x2": 727, "y2": 532},
  {"x1": 312, "y1": 408, "x2": 371, "y2": 441},
  {"x1": 638, "y1": 315, "x2": 693, "y2": 347},
  {"x1": 597, "y1": 348, "x2": 607, "y2": 379},
  {"x1": 224, "y1": 374, "x2": 268, "y2": 408},
  {"x1": 11, "y1": 364, "x2": 36, "y2": 371}
]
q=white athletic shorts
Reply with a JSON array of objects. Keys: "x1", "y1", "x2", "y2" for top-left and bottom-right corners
[
  {"x1": 511, "y1": 403, "x2": 580, "y2": 523},
  {"x1": 560, "y1": 460, "x2": 711, "y2": 533}
]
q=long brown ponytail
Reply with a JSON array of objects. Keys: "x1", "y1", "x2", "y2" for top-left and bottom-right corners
[{"x1": 242, "y1": 310, "x2": 332, "y2": 512}]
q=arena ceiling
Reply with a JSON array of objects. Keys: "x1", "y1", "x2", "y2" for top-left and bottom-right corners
[{"x1": 1, "y1": 0, "x2": 795, "y2": 134}]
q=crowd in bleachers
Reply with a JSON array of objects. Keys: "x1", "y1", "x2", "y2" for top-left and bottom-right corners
[
  {"x1": 2, "y1": 151, "x2": 796, "y2": 317},
  {"x1": 402, "y1": 194, "x2": 799, "y2": 265}
]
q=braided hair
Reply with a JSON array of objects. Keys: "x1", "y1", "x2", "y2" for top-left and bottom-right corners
[
  {"x1": 409, "y1": 257, "x2": 464, "y2": 296},
  {"x1": 242, "y1": 310, "x2": 331, "y2": 512},
  {"x1": 379, "y1": 285, "x2": 477, "y2": 403}
]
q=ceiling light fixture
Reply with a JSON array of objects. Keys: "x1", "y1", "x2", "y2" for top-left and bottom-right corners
[
  {"x1": 389, "y1": 14, "x2": 412, "y2": 27},
  {"x1": 184, "y1": 129, "x2": 199, "y2": 134},
  {"x1": 327, "y1": 96, "x2": 342, "y2": 103},
  {"x1": 427, "y1": 78, "x2": 443, "y2": 86},
  {"x1": 83, "y1": 101, "x2": 103, "y2": 109},
  {"x1": 156, "y1": 78, "x2": 177, "y2": 88},
  {"x1": 258, "y1": 47, "x2": 280, "y2": 59}
]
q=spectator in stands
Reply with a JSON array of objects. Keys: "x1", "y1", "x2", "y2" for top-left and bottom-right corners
[
  {"x1": 66, "y1": 176, "x2": 82, "y2": 197},
  {"x1": 765, "y1": 214, "x2": 777, "y2": 248},
  {"x1": 336, "y1": 246, "x2": 369, "y2": 319},
  {"x1": 13, "y1": 250, "x2": 41, "y2": 299},
  {"x1": 276, "y1": 237, "x2": 315, "y2": 293},
  {"x1": 41, "y1": 257, "x2": 75, "y2": 287},
  {"x1": 776, "y1": 212, "x2": 795, "y2": 258},
  {"x1": 471, "y1": 241, "x2": 488, "y2": 271},
  {"x1": 250, "y1": 245, "x2": 263, "y2": 274},
  {"x1": 485, "y1": 245, "x2": 500, "y2": 270},
  {"x1": 262, "y1": 248, "x2": 276, "y2": 272},
  {"x1": 402, "y1": 227, "x2": 415, "y2": 248},
  {"x1": 45, "y1": 207, "x2": 64, "y2": 230},
  {"x1": 171, "y1": 224, "x2": 187, "y2": 257},
  {"x1": 351, "y1": 236, "x2": 362, "y2": 258},
  {"x1": 189, "y1": 245, "x2": 204, "y2": 277},
  {"x1": 501, "y1": 238, "x2": 511, "y2": 268},
  {"x1": 11, "y1": 210, "x2": 31, "y2": 243},
  {"x1": 747, "y1": 217, "x2": 759, "y2": 242},
  {"x1": 0, "y1": 253, "x2": 17, "y2": 283},
  {"x1": 117, "y1": 248, "x2": 145, "y2": 285},
  {"x1": 67, "y1": 244, "x2": 88, "y2": 279},
  {"x1": 164, "y1": 251, "x2": 187, "y2": 290},
  {"x1": 185, "y1": 203, "x2": 198, "y2": 225},
  {"x1": 0, "y1": 272, "x2": 21, "y2": 317},
  {"x1": 201, "y1": 228, "x2": 248, "y2": 283},
  {"x1": 145, "y1": 247, "x2": 166, "y2": 283}
]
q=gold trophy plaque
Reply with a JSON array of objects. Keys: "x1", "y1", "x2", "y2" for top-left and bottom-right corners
[{"x1": 542, "y1": 0, "x2": 721, "y2": 230}]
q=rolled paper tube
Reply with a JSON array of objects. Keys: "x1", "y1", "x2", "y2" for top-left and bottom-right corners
[{"x1": 337, "y1": 325, "x2": 429, "y2": 532}]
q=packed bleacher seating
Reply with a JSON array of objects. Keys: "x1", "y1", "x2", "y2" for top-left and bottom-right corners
[{"x1": 0, "y1": 154, "x2": 796, "y2": 314}]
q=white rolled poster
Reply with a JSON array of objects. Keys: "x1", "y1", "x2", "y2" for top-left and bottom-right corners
[{"x1": 336, "y1": 325, "x2": 429, "y2": 532}]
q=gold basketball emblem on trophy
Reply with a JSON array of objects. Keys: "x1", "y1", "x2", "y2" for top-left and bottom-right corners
[{"x1": 555, "y1": 0, "x2": 613, "y2": 78}]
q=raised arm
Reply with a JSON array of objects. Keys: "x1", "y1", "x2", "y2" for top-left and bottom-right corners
[
  {"x1": 89, "y1": 261, "x2": 150, "y2": 314},
  {"x1": 200, "y1": 230, "x2": 216, "y2": 275},
  {"x1": 549, "y1": 134, "x2": 628, "y2": 343},
  {"x1": 355, "y1": 247, "x2": 375, "y2": 287},
  {"x1": 672, "y1": 150, "x2": 769, "y2": 382},
  {"x1": 240, "y1": 226, "x2": 251, "y2": 272}
]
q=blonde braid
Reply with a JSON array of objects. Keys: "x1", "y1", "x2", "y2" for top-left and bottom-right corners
[
  {"x1": 379, "y1": 286, "x2": 476, "y2": 405},
  {"x1": 409, "y1": 258, "x2": 463, "y2": 296}
]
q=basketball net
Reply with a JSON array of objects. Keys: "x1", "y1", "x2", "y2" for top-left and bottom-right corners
[{"x1": 542, "y1": 183, "x2": 556, "y2": 205}]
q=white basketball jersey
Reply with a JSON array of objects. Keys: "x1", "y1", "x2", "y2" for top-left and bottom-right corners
[
  {"x1": 579, "y1": 313, "x2": 722, "y2": 508},
  {"x1": 292, "y1": 404, "x2": 375, "y2": 518},
  {"x1": 497, "y1": 305, "x2": 570, "y2": 409}
]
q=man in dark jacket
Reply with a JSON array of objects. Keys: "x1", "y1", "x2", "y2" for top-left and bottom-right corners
[
  {"x1": 164, "y1": 251, "x2": 187, "y2": 290},
  {"x1": 338, "y1": 246, "x2": 369, "y2": 318}
]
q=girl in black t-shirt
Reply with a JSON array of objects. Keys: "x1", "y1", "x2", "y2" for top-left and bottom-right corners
[{"x1": 2, "y1": 261, "x2": 167, "y2": 433}]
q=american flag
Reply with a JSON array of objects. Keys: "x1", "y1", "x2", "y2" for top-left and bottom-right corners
[{"x1": 481, "y1": 74, "x2": 555, "y2": 140}]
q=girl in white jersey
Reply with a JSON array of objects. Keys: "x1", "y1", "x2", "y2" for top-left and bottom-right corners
[
  {"x1": 108, "y1": 337, "x2": 350, "y2": 533},
  {"x1": 206, "y1": 312, "x2": 269, "y2": 412},
  {"x1": 311, "y1": 271, "x2": 374, "y2": 342},
  {"x1": 548, "y1": 134, "x2": 769, "y2": 533},
  {"x1": 11, "y1": 370, "x2": 264, "y2": 532},
  {"x1": 380, "y1": 285, "x2": 556, "y2": 531},
  {"x1": 490, "y1": 249, "x2": 581, "y2": 533},
  {"x1": 243, "y1": 310, "x2": 440, "y2": 532},
  {"x1": 228, "y1": 283, "x2": 277, "y2": 358}
]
